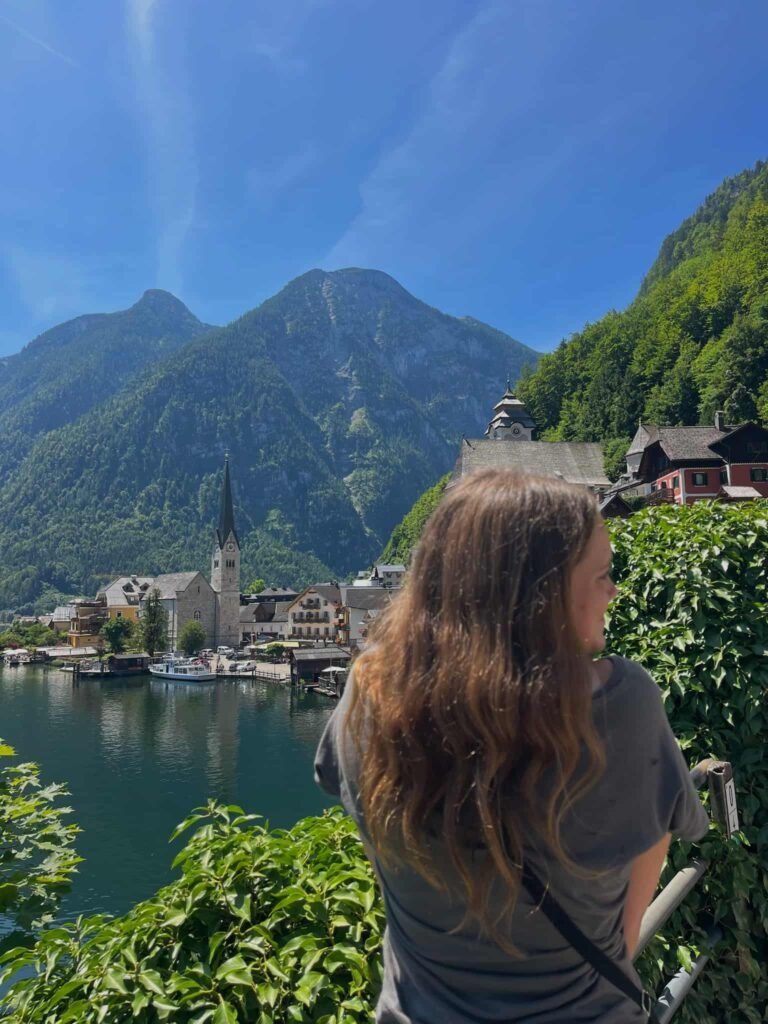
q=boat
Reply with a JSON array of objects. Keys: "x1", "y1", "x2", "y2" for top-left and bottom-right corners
[
  {"x1": 307, "y1": 665, "x2": 347, "y2": 698},
  {"x1": 148, "y1": 657, "x2": 217, "y2": 682}
]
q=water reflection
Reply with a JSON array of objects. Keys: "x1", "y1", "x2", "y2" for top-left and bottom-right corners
[{"x1": 0, "y1": 665, "x2": 334, "y2": 919}]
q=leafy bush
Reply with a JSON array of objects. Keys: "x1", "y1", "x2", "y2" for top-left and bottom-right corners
[
  {"x1": 1, "y1": 805, "x2": 383, "y2": 1023},
  {"x1": 607, "y1": 500, "x2": 768, "y2": 1023},
  {"x1": 0, "y1": 742, "x2": 81, "y2": 951}
]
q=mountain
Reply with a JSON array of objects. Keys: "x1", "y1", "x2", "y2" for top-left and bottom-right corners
[
  {"x1": 0, "y1": 269, "x2": 536, "y2": 611},
  {"x1": 0, "y1": 290, "x2": 213, "y2": 481},
  {"x1": 517, "y1": 159, "x2": 768, "y2": 460}
]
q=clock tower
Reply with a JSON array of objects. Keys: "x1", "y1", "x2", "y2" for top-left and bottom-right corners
[{"x1": 211, "y1": 453, "x2": 241, "y2": 648}]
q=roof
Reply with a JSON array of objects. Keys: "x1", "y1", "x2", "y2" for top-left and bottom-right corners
[
  {"x1": 487, "y1": 389, "x2": 537, "y2": 430},
  {"x1": 599, "y1": 492, "x2": 632, "y2": 517},
  {"x1": 651, "y1": 427, "x2": 726, "y2": 462},
  {"x1": 240, "y1": 602, "x2": 275, "y2": 622},
  {"x1": 720, "y1": 485, "x2": 762, "y2": 499},
  {"x1": 149, "y1": 572, "x2": 206, "y2": 599},
  {"x1": 374, "y1": 563, "x2": 405, "y2": 574},
  {"x1": 216, "y1": 455, "x2": 239, "y2": 547},
  {"x1": 272, "y1": 610, "x2": 289, "y2": 623},
  {"x1": 98, "y1": 575, "x2": 155, "y2": 606},
  {"x1": 258, "y1": 587, "x2": 297, "y2": 598},
  {"x1": 340, "y1": 587, "x2": 396, "y2": 611},
  {"x1": 295, "y1": 583, "x2": 341, "y2": 605},
  {"x1": 627, "y1": 423, "x2": 653, "y2": 457},
  {"x1": 456, "y1": 440, "x2": 610, "y2": 487},
  {"x1": 38, "y1": 646, "x2": 99, "y2": 657},
  {"x1": 52, "y1": 606, "x2": 71, "y2": 621},
  {"x1": 291, "y1": 645, "x2": 351, "y2": 662}
]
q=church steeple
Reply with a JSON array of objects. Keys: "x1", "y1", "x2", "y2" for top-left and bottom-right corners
[
  {"x1": 216, "y1": 452, "x2": 239, "y2": 548},
  {"x1": 211, "y1": 453, "x2": 241, "y2": 648},
  {"x1": 485, "y1": 385, "x2": 536, "y2": 440}
]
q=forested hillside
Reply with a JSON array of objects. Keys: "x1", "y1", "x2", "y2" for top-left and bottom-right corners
[
  {"x1": 517, "y1": 160, "x2": 768, "y2": 462},
  {"x1": 0, "y1": 290, "x2": 212, "y2": 482},
  {"x1": 0, "y1": 270, "x2": 535, "y2": 611}
]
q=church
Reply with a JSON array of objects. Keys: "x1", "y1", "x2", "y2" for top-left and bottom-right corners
[
  {"x1": 108, "y1": 455, "x2": 242, "y2": 650},
  {"x1": 453, "y1": 386, "x2": 610, "y2": 491}
]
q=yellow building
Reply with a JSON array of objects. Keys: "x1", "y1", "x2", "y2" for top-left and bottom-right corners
[
  {"x1": 67, "y1": 599, "x2": 107, "y2": 648},
  {"x1": 97, "y1": 576, "x2": 154, "y2": 622}
]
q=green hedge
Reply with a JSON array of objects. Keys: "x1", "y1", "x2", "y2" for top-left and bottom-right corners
[
  {"x1": 607, "y1": 500, "x2": 768, "y2": 1023},
  {"x1": 1, "y1": 806, "x2": 383, "y2": 1023},
  {"x1": 2, "y1": 499, "x2": 767, "y2": 1022}
]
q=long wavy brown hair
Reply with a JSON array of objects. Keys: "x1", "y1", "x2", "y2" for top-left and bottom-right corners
[{"x1": 347, "y1": 469, "x2": 606, "y2": 942}]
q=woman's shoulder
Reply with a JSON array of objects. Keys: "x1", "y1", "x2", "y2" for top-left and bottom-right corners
[{"x1": 598, "y1": 655, "x2": 667, "y2": 723}]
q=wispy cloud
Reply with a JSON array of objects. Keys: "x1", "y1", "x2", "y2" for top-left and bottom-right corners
[
  {"x1": 126, "y1": 0, "x2": 197, "y2": 295},
  {"x1": 0, "y1": 10, "x2": 78, "y2": 67},
  {"x1": 324, "y1": 6, "x2": 509, "y2": 269}
]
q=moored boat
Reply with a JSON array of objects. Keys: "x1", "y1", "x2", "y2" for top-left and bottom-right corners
[{"x1": 148, "y1": 657, "x2": 216, "y2": 682}]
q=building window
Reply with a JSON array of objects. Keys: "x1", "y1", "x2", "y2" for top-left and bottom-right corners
[
  {"x1": 650, "y1": 483, "x2": 657, "y2": 492},
  {"x1": 751, "y1": 468, "x2": 768, "y2": 482},
  {"x1": 720, "y1": 469, "x2": 728, "y2": 485},
  {"x1": 692, "y1": 472, "x2": 708, "y2": 486},
  {"x1": 214, "y1": 559, "x2": 219, "y2": 568},
  {"x1": 116, "y1": 611, "x2": 122, "y2": 617},
  {"x1": 672, "y1": 476, "x2": 679, "y2": 489},
  {"x1": 194, "y1": 610, "x2": 201, "y2": 621}
]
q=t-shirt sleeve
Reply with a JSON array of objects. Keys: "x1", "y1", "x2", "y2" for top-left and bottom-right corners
[
  {"x1": 627, "y1": 662, "x2": 710, "y2": 843},
  {"x1": 313, "y1": 676, "x2": 365, "y2": 826},
  {"x1": 654, "y1": 705, "x2": 710, "y2": 841},
  {"x1": 314, "y1": 704, "x2": 343, "y2": 799}
]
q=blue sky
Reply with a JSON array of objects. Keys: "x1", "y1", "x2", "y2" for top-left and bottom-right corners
[{"x1": 1, "y1": 0, "x2": 766, "y2": 357}]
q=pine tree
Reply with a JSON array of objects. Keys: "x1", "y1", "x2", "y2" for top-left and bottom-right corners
[{"x1": 140, "y1": 589, "x2": 167, "y2": 656}]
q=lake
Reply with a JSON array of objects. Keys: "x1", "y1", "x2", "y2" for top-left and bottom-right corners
[{"x1": 0, "y1": 664, "x2": 335, "y2": 921}]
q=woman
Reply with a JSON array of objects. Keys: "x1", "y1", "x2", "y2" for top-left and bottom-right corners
[{"x1": 315, "y1": 469, "x2": 708, "y2": 1023}]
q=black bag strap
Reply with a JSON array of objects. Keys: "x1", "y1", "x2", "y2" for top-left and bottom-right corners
[{"x1": 521, "y1": 864, "x2": 660, "y2": 1024}]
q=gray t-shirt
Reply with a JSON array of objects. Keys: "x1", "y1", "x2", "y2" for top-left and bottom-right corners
[{"x1": 314, "y1": 655, "x2": 709, "y2": 1023}]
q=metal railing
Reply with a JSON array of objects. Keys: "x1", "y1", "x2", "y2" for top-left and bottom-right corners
[{"x1": 634, "y1": 759, "x2": 738, "y2": 1022}]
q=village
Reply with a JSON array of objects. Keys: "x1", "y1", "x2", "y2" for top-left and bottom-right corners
[{"x1": 5, "y1": 385, "x2": 768, "y2": 694}]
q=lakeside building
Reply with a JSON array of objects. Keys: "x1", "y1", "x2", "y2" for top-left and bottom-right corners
[
  {"x1": 453, "y1": 387, "x2": 610, "y2": 491},
  {"x1": 98, "y1": 576, "x2": 154, "y2": 622},
  {"x1": 625, "y1": 412, "x2": 768, "y2": 505},
  {"x1": 287, "y1": 584, "x2": 341, "y2": 641},
  {"x1": 336, "y1": 586, "x2": 396, "y2": 648}
]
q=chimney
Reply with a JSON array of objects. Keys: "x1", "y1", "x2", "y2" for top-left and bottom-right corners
[{"x1": 714, "y1": 410, "x2": 725, "y2": 431}]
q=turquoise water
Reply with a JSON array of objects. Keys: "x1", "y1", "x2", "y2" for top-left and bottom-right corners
[{"x1": 0, "y1": 665, "x2": 335, "y2": 921}]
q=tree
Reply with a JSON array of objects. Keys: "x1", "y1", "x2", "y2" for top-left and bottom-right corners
[
  {"x1": 139, "y1": 588, "x2": 167, "y2": 656},
  {"x1": 602, "y1": 437, "x2": 631, "y2": 482},
  {"x1": 100, "y1": 616, "x2": 134, "y2": 655},
  {"x1": 246, "y1": 578, "x2": 266, "y2": 595},
  {"x1": 178, "y1": 620, "x2": 206, "y2": 657},
  {"x1": 0, "y1": 740, "x2": 81, "y2": 950}
]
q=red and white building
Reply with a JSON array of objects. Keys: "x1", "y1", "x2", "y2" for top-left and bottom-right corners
[{"x1": 628, "y1": 412, "x2": 768, "y2": 505}]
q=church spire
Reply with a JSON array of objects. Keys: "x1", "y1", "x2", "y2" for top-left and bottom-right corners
[{"x1": 216, "y1": 452, "x2": 239, "y2": 547}]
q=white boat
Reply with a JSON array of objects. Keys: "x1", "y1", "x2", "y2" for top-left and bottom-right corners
[{"x1": 148, "y1": 657, "x2": 216, "y2": 682}]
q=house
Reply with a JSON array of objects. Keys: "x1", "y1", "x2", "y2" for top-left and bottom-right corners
[
  {"x1": 97, "y1": 576, "x2": 154, "y2": 622},
  {"x1": 598, "y1": 492, "x2": 633, "y2": 519},
  {"x1": 371, "y1": 563, "x2": 406, "y2": 588},
  {"x1": 287, "y1": 584, "x2": 341, "y2": 641},
  {"x1": 629, "y1": 412, "x2": 768, "y2": 505},
  {"x1": 337, "y1": 586, "x2": 396, "y2": 648},
  {"x1": 454, "y1": 387, "x2": 610, "y2": 492},
  {"x1": 289, "y1": 644, "x2": 351, "y2": 685},
  {"x1": 359, "y1": 607, "x2": 383, "y2": 647},
  {"x1": 240, "y1": 601, "x2": 281, "y2": 643},
  {"x1": 67, "y1": 599, "x2": 108, "y2": 648}
]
